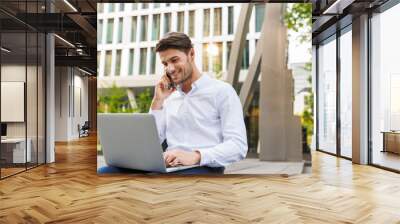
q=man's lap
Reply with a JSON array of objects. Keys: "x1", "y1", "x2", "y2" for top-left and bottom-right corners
[{"x1": 97, "y1": 165, "x2": 225, "y2": 175}]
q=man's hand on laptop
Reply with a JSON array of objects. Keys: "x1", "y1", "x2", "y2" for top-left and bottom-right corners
[{"x1": 163, "y1": 149, "x2": 201, "y2": 167}]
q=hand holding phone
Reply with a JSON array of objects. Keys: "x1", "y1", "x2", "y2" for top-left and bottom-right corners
[
  {"x1": 153, "y1": 72, "x2": 176, "y2": 104},
  {"x1": 166, "y1": 73, "x2": 176, "y2": 90}
]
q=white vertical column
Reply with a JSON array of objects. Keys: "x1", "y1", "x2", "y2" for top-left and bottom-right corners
[
  {"x1": 46, "y1": 34, "x2": 55, "y2": 163},
  {"x1": 352, "y1": 14, "x2": 369, "y2": 164}
]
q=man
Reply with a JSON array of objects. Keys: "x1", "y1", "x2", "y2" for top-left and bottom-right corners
[
  {"x1": 150, "y1": 32, "x2": 248, "y2": 174},
  {"x1": 98, "y1": 32, "x2": 247, "y2": 174}
]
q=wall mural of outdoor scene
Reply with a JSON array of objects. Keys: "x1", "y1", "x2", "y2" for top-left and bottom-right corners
[{"x1": 96, "y1": 3, "x2": 312, "y2": 175}]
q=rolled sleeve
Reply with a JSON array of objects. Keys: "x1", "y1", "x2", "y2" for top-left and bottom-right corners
[{"x1": 195, "y1": 147, "x2": 214, "y2": 166}]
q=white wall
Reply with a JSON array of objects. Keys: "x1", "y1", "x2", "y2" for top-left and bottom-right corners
[
  {"x1": 55, "y1": 67, "x2": 89, "y2": 141},
  {"x1": 1, "y1": 65, "x2": 37, "y2": 138},
  {"x1": 1, "y1": 64, "x2": 46, "y2": 163}
]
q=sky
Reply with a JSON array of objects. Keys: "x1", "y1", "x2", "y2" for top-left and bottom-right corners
[{"x1": 288, "y1": 29, "x2": 312, "y2": 65}]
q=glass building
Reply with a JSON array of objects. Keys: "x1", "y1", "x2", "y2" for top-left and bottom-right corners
[
  {"x1": 97, "y1": 3, "x2": 266, "y2": 83},
  {"x1": 313, "y1": 0, "x2": 400, "y2": 172}
]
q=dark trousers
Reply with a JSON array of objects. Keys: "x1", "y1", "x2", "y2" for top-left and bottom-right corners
[{"x1": 97, "y1": 165, "x2": 225, "y2": 175}]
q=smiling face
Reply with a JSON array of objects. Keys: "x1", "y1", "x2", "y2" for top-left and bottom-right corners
[{"x1": 159, "y1": 48, "x2": 194, "y2": 85}]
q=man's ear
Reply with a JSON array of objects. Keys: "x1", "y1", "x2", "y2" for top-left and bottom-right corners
[{"x1": 190, "y1": 48, "x2": 195, "y2": 61}]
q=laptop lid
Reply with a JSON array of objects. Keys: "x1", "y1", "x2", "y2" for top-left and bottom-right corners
[{"x1": 98, "y1": 113, "x2": 167, "y2": 173}]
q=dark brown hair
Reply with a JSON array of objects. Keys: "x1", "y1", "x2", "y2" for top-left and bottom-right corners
[{"x1": 155, "y1": 32, "x2": 193, "y2": 54}]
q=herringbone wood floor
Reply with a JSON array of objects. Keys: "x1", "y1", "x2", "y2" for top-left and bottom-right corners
[{"x1": 1, "y1": 134, "x2": 400, "y2": 223}]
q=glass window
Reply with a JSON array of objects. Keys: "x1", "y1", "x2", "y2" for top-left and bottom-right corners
[
  {"x1": 212, "y1": 42, "x2": 223, "y2": 74},
  {"x1": 0, "y1": 0, "x2": 48, "y2": 179},
  {"x1": 203, "y1": 9, "x2": 210, "y2": 37},
  {"x1": 340, "y1": 29, "x2": 352, "y2": 158},
  {"x1": 132, "y1": 3, "x2": 137, "y2": 10},
  {"x1": 108, "y1": 3, "x2": 115, "y2": 12},
  {"x1": 202, "y1": 43, "x2": 209, "y2": 72},
  {"x1": 131, "y1": 17, "x2": 137, "y2": 42},
  {"x1": 371, "y1": 4, "x2": 400, "y2": 171},
  {"x1": 139, "y1": 48, "x2": 147, "y2": 75},
  {"x1": 226, "y1": 41, "x2": 232, "y2": 66},
  {"x1": 97, "y1": 20, "x2": 103, "y2": 44},
  {"x1": 189, "y1": 10, "x2": 195, "y2": 37},
  {"x1": 228, "y1": 6, "x2": 234, "y2": 35},
  {"x1": 150, "y1": 47, "x2": 156, "y2": 75},
  {"x1": 119, "y1": 3, "x2": 124, "y2": 11},
  {"x1": 106, "y1": 18, "x2": 114, "y2": 44},
  {"x1": 98, "y1": 4, "x2": 104, "y2": 13},
  {"x1": 142, "y1": 3, "x2": 148, "y2": 9},
  {"x1": 318, "y1": 37, "x2": 337, "y2": 154},
  {"x1": 241, "y1": 40, "x2": 249, "y2": 69},
  {"x1": 166, "y1": 3, "x2": 171, "y2": 7},
  {"x1": 128, "y1": 49, "x2": 135, "y2": 75},
  {"x1": 140, "y1": 16, "x2": 148, "y2": 41},
  {"x1": 27, "y1": 32, "x2": 38, "y2": 169},
  {"x1": 117, "y1": 18, "x2": 123, "y2": 43},
  {"x1": 38, "y1": 33, "x2": 46, "y2": 166},
  {"x1": 105, "y1": 50, "x2": 112, "y2": 76},
  {"x1": 152, "y1": 14, "x2": 160, "y2": 41},
  {"x1": 255, "y1": 4, "x2": 265, "y2": 32},
  {"x1": 97, "y1": 51, "x2": 101, "y2": 73},
  {"x1": 177, "y1": 11, "x2": 184, "y2": 33},
  {"x1": 154, "y1": 3, "x2": 160, "y2": 8},
  {"x1": 213, "y1": 8, "x2": 222, "y2": 36},
  {"x1": 1, "y1": 31, "x2": 28, "y2": 176},
  {"x1": 164, "y1": 13, "x2": 171, "y2": 34},
  {"x1": 115, "y1": 50, "x2": 122, "y2": 76}
]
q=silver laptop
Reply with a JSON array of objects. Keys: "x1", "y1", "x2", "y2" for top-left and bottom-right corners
[{"x1": 98, "y1": 113, "x2": 199, "y2": 173}]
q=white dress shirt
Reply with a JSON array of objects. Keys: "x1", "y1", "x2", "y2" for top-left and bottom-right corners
[{"x1": 149, "y1": 74, "x2": 248, "y2": 167}]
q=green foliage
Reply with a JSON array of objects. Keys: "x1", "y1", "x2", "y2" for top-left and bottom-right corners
[
  {"x1": 97, "y1": 83, "x2": 153, "y2": 114},
  {"x1": 97, "y1": 83, "x2": 135, "y2": 113},
  {"x1": 304, "y1": 62, "x2": 312, "y2": 71},
  {"x1": 284, "y1": 3, "x2": 312, "y2": 43},
  {"x1": 285, "y1": 4, "x2": 314, "y2": 145},
  {"x1": 302, "y1": 67, "x2": 314, "y2": 145},
  {"x1": 135, "y1": 88, "x2": 153, "y2": 113}
]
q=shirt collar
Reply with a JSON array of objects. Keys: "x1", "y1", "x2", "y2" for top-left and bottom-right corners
[
  {"x1": 177, "y1": 74, "x2": 209, "y2": 95},
  {"x1": 192, "y1": 74, "x2": 209, "y2": 90}
]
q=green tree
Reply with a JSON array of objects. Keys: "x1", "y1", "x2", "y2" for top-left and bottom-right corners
[
  {"x1": 285, "y1": 3, "x2": 314, "y2": 145},
  {"x1": 97, "y1": 83, "x2": 135, "y2": 113},
  {"x1": 302, "y1": 71, "x2": 314, "y2": 144},
  {"x1": 135, "y1": 88, "x2": 153, "y2": 113},
  {"x1": 284, "y1": 3, "x2": 312, "y2": 43},
  {"x1": 97, "y1": 84, "x2": 154, "y2": 114}
]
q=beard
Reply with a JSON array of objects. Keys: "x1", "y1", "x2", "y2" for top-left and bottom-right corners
[{"x1": 175, "y1": 59, "x2": 193, "y2": 85}]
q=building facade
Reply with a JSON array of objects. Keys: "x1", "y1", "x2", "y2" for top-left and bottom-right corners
[{"x1": 97, "y1": 3, "x2": 266, "y2": 88}]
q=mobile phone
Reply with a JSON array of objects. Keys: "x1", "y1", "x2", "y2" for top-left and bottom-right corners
[{"x1": 166, "y1": 73, "x2": 176, "y2": 90}]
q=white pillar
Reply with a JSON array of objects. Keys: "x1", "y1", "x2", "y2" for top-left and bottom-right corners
[
  {"x1": 352, "y1": 14, "x2": 369, "y2": 164},
  {"x1": 46, "y1": 33, "x2": 55, "y2": 163}
]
